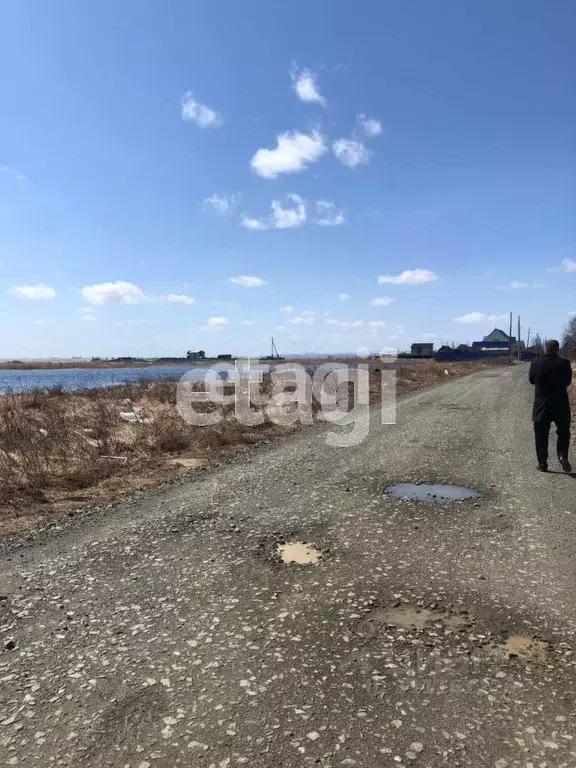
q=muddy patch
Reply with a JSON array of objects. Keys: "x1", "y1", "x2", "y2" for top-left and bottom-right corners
[
  {"x1": 253, "y1": 522, "x2": 329, "y2": 568},
  {"x1": 357, "y1": 604, "x2": 471, "y2": 638},
  {"x1": 490, "y1": 635, "x2": 551, "y2": 663},
  {"x1": 277, "y1": 541, "x2": 322, "y2": 565},
  {"x1": 374, "y1": 606, "x2": 469, "y2": 629},
  {"x1": 386, "y1": 482, "x2": 479, "y2": 502}
]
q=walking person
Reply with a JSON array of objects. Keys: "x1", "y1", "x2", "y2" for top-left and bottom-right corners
[{"x1": 529, "y1": 339, "x2": 572, "y2": 472}]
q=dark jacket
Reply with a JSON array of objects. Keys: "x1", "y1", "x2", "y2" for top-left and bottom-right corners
[{"x1": 529, "y1": 354, "x2": 572, "y2": 422}]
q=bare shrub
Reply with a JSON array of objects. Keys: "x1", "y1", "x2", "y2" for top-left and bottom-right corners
[{"x1": 137, "y1": 408, "x2": 192, "y2": 453}]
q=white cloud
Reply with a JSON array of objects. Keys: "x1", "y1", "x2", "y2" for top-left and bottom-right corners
[
  {"x1": 181, "y1": 91, "x2": 222, "y2": 128},
  {"x1": 271, "y1": 194, "x2": 307, "y2": 229},
  {"x1": 338, "y1": 293, "x2": 351, "y2": 301},
  {"x1": 332, "y1": 139, "x2": 372, "y2": 168},
  {"x1": 378, "y1": 269, "x2": 438, "y2": 285},
  {"x1": 251, "y1": 130, "x2": 327, "y2": 179},
  {"x1": 241, "y1": 194, "x2": 307, "y2": 230},
  {"x1": 370, "y1": 297, "x2": 394, "y2": 307},
  {"x1": 324, "y1": 317, "x2": 364, "y2": 328},
  {"x1": 8, "y1": 284, "x2": 56, "y2": 300},
  {"x1": 84, "y1": 286, "x2": 194, "y2": 307},
  {"x1": 316, "y1": 200, "x2": 345, "y2": 227},
  {"x1": 229, "y1": 275, "x2": 267, "y2": 288},
  {"x1": 291, "y1": 313, "x2": 316, "y2": 325},
  {"x1": 509, "y1": 281, "x2": 528, "y2": 289},
  {"x1": 368, "y1": 320, "x2": 387, "y2": 328},
  {"x1": 357, "y1": 114, "x2": 383, "y2": 137},
  {"x1": 202, "y1": 316, "x2": 228, "y2": 330},
  {"x1": 290, "y1": 66, "x2": 326, "y2": 106},
  {"x1": 562, "y1": 257, "x2": 576, "y2": 273},
  {"x1": 0, "y1": 165, "x2": 25, "y2": 182},
  {"x1": 281, "y1": 305, "x2": 294, "y2": 313},
  {"x1": 454, "y1": 312, "x2": 505, "y2": 324},
  {"x1": 203, "y1": 193, "x2": 240, "y2": 216},
  {"x1": 82, "y1": 281, "x2": 146, "y2": 305},
  {"x1": 243, "y1": 195, "x2": 345, "y2": 231},
  {"x1": 240, "y1": 215, "x2": 268, "y2": 231},
  {"x1": 166, "y1": 293, "x2": 196, "y2": 305},
  {"x1": 241, "y1": 320, "x2": 255, "y2": 325}
]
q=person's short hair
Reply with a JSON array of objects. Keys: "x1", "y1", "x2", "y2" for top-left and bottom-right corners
[{"x1": 545, "y1": 339, "x2": 560, "y2": 354}]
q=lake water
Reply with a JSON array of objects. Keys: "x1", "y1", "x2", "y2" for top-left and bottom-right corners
[
  {"x1": 0, "y1": 364, "x2": 215, "y2": 394},
  {"x1": 0, "y1": 360, "x2": 377, "y2": 394},
  {"x1": 0, "y1": 361, "x2": 326, "y2": 394}
]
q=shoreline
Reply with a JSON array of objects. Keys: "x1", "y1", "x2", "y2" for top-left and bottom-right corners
[{"x1": 0, "y1": 356, "x2": 376, "y2": 371}]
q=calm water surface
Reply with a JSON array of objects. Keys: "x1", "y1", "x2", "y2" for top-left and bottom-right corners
[
  {"x1": 0, "y1": 362, "x2": 329, "y2": 394},
  {"x1": 0, "y1": 365, "x2": 213, "y2": 394}
]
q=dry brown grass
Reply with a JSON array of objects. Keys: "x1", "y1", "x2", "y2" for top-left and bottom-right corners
[{"x1": 0, "y1": 359, "x2": 510, "y2": 536}]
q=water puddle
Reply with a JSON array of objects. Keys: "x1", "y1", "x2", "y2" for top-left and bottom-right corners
[
  {"x1": 277, "y1": 541, "x2": 322, "y2": 566},
  {"x1": 386, "y1": 483, "x2": 479, "y2": 501},
  {"x1": 370, "y1": 606, "x2": 468, "y2": 629},
  {"x1": 490, "y1": 635, "x2": 550, "y2": 662}
]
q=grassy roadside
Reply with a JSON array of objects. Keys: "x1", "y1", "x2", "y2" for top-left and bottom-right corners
[{"x1": 0, "y1": 359, "x2": 509, "y2": 537}]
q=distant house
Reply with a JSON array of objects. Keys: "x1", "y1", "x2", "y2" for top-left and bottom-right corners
[
  {"x1": 482, "y1": 328, "x2": 516, "y2": 344},
  {"x1": 187, "y1": 350, "x2": 206, "y2": 361},
  {"x1": 410, "y1": 342, "x2": 434, "y2": 357},
  {"x1": 471, "y1": 328, "x2": 517, "y2": 354},
  {"x1": 217, "y1": 353, "x2": 233, "y2": 360}
]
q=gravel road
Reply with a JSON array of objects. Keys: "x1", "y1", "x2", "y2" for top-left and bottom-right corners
[{"x1": 1, "y1": 364, "x2": 575, "y2": 768}]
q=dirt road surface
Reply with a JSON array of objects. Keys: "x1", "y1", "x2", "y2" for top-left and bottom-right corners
[{"x1": 1, "y1": 364, "x2": 575, "y2": 767}]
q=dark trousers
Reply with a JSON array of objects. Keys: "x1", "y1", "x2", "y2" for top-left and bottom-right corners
[{"x1": 533, "y1": 419, "x2": 571, "y2": 465}]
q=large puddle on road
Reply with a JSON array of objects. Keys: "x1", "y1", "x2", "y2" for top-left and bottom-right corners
[
  {"x1": 490, "y1": 635, "x2": 550, "y2": 662},
  {"x1": 277, "y1": 542, "x2": 322, "y2": 565},
  {"x1": 386, "y1": 483, "x2": 479, "y2": 502},
  {"x1": 369, "y1": 606, "x2": 468, "y2": 630}
]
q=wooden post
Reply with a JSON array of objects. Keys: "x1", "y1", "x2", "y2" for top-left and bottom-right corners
[{"x1": 517, "y1": 315, "x2": 521, "y2": 361}]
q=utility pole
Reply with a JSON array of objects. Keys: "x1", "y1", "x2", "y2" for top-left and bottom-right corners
[
  {"x1": 508, "y1": 311, "x2": 513, "y2": 363},
  {"x1": 517, "y1": 315, "x2": 521, "y2": 361},
  {"x1": 527, "y1": 327, "x2": 531, "y2": 349}
]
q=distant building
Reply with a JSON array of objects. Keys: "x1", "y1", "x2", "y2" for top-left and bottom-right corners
[
  {"x1": 410, "y1": 342, "x2": 434, "y2": 357},
  {"x1": 187, "y1": 350, "x2": 206, "y2": 361},
  {"x1": 472, "y1": 328, "x2": 517, "y2": 354},
  {"x1": 217, "y1": 353, "x2": 233, "y2": 360},
  {"x1": 483, "y1": 328, "x2": 516, "y2": 344}
]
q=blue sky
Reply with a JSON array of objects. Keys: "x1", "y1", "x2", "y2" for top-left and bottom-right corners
[{"x1": 1, "y1": 0, "x2": 575, "y2": 358}]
